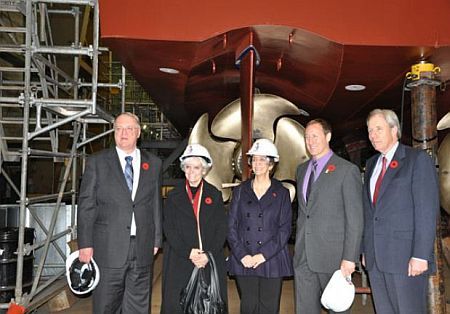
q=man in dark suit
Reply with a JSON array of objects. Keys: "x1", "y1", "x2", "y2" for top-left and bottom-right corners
[
  {"x1": 362, "y1": 109, "x2": 439, "y2": 313},
  {"x1": 77, "y1": 112, "x2": 162, "y2": 313},
  {"x1": 294, "y1": 119, "x2": 363, "y2": 314}
]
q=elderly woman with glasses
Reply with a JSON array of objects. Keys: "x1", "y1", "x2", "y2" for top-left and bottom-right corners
[
  {"x1": 228, "y1": 138, "x2": 293, "y2": 314},
  {"x1": 161, "y1": 144, "x2": 228, "y2": 314}
]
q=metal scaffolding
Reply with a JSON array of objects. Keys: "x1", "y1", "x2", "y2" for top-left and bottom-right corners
[{"x1": 0, "y1": 0, "x2": 117, "y2": 309}]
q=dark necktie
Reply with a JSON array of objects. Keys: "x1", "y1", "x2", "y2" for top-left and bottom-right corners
[
  {"x1": 124, "y1": 156, "x2": 133, "y2": 193},
  {"x1": 306, "y1": 159, "x2": 317, "y2": 202},
  {"x1": 373, "y1": 156, "x2": 387, "y2": 204}
]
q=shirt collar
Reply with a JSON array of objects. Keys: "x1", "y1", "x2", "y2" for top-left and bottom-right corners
[
  {"x1": 115, "y1": 146, "x2": 138, "y2": 160},
  {"x1": 382, "y1": 141, "x2": 399, "y2": 164}
]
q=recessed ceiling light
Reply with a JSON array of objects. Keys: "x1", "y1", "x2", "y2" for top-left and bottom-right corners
[
  {"x1": 159, "y1": 67, "x2": 179, "y2": 74},
  {"x1": 345, "y1": 84, "x2": 366, "y2": 91}
]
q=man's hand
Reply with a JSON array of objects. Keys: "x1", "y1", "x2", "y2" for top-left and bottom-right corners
[
  {"x1": 252, "y1": 254, "x2": 266, "y2": 269},
  {"x1": 79, "y1": 247, "x2": 93, "y2": 263},
  {"x1": 408, "y1": 258, "x2": 428, "y2": 277},
  {"x1": 340, "y1": 259, "x2": 356, "y2": 277},
  {"x1": 154, "y1": 247, "x2": 159, "y2": 255},
  {"x1": 361, "y1": 254, "x2": 366, "y2": 268},
  {"x1": 241, "y1": 255, "x2": 254, "y2": 268}
]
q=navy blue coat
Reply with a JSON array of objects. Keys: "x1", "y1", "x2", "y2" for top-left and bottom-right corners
[
  {"x1": 227, "y1": 179, "x2": 293, "y2": 278},
  {"x1": 362, "y1": 143, "x2": 439, "y2": 275}
]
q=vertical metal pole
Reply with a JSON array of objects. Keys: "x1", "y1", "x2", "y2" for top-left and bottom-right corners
[
  {"x1": 71, "y1": 123, "x2": 78, "y2": 241},
  {"x1": 91, "y1": 0, "x2": 99, "y2": 114},
  {"x1": 81, "y1": 122, "x2": 87, "y2": 173},
  {"x1": 15, "y1": 0, "x2": 33, "y2": 303},
  {"x1": 121, "y1": 66, "x2": 126, "y2": 112},
  {"x1": 73, "y1": 7, "x2": 80, "y2": 99},
  {"x1": 239, "y1": 48, "x2": 255, "y2": 181},
  {"x1": 410, "y1": 72, "x2": 445, "y2": 314}
]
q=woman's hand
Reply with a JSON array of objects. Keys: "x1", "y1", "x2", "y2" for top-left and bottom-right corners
[
  {"x1": 252, "y1": 254, "x2": 266, "y2": 268},
  {"x1": 241, "y1": 255, "x2": 254, "y2": 268},
  {"x1": 189, "y1": 249, "x2": 209, "y2": 268}
]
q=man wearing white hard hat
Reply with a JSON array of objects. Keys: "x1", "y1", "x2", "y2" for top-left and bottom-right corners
[{"x1": 294, "y1": 119, "x2": 363, "y2": 314}]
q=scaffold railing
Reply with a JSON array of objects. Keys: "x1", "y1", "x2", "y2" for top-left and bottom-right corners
[{"x1": 0, "y1": 0, "x2": 118, "y2": 310}]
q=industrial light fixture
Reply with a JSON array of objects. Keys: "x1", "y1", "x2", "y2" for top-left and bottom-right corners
[
  {"x1": 159, "y1": 67, "x2": 179, "y2": 74},
  {"x1": 345, "y1": 84, "x2": 366, "y2": 91}
]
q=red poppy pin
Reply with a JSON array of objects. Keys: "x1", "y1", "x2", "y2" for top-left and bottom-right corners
[
  {"x1": 142, "y1": 162, "x2": 150, "y2": 171},
  {"x1": 325, "y1": 164, "x2": 336, "y2": 174},
  {"x1": 205, "y1": 197, "x2": 212, "y2": 205},
  {"x1": 272, "y1": 192, "x2": 277, "y2": 197},
  {"x1": 390, "y1": 160, "x2": 398, "y2": 169}
]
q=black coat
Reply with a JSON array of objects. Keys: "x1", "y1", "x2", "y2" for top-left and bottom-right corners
[{"x1": 161, "y1": 180, "x2": 228, "y2": 314}]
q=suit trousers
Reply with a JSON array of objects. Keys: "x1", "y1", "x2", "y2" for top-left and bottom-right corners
[
  {"x1": 93, "y1": 237, "x2": 152, "y2": 314},
  {"x1": 368, "y1": 262, "x2": 427, "y2": 314},
  {"x1": 294, "y1": 261, "x2": 350, "y2": 314},
  {"x1": 235, "y1": 276, "x2": 282, "y2": 314}
]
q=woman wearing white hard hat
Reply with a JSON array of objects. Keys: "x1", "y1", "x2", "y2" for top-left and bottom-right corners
[
  {"x1": 228, "y1": 138, "x2": 293, "y2": 313},
  {"x1": 161, "y1": 143, "x2": 228, "y2": 313}
]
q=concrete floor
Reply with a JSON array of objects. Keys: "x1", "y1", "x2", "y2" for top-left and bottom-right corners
[{"x1": 35, "y1": 253, "x2": 450, "y2": 314}]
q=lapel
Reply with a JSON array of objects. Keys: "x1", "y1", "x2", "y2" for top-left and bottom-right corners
[
  {"x1": 259, "y1": 179, "x2": 281, "y2": 208},
  {"x1": 134, "y1": 150, "x2": 149, "y2": 203},
  {"x1": 198, "y1": 181, "x2": 216, "y2": 225},
  {"x1": 375, "y1": 144, "x2": 405, "y2": 206},
  {"x1": 170, "y1": 180, "x2": 216, "y2": 226},
  {"x1": 365, "y1": 155, "x2": 378, "y2": 211},
  {"x1": 106, "y1": 148, "x2": 132, "y2": 198},
  {"x1": 297, "y1": 163, "x2": 309, "y2": 211},
  {"x1": 171, "y1": 181, "x2": 198, "y2": 223},
  {"x1": 306, "y1": 154, "x2": 338, "y2": 212},
  {"x1": 242, "y1": 179, "x2": 258, "y2": 203}
]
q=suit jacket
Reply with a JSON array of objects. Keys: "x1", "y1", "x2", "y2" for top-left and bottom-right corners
[
  {"x1": 294, "y1": 153, "x2": 363, "y2": 273},
  {"x1": 161, "y1": 180, "x2": 227, "y2": 313},
  {"x1": 77, "y1": 148, "x2": 162, "y2": 268},
  {"x1": 227, "y1": 179, "x2": 293, "y2": 278},
  {"x1": 362, "y1": 143, "x2": 439, "y2": 274}
]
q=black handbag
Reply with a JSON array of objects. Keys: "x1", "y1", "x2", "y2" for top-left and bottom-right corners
[{"x1": 180, "y1": 251, "x2": 227, "y2": 314}]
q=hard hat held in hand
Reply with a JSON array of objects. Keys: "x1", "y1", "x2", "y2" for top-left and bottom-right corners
[
  {"x1": 246, "y1": 138, "x2": 279, "y2": 162},
  {"x1": 180, "y1": 143, "x2": 213, "y2": 167},
  {"x1": 321, "y1": 269, "x2": 355, "y2": 312},
  {"x1": 66, "y1": 250, "x2": 100, "y2": 295}
]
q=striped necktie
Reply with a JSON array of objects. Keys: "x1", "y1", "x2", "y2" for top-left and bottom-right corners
[{"x1": 124, "y1": 156, "x2": 133, "y2": 193}]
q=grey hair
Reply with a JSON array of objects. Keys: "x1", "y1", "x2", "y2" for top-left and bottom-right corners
[
  {"x1": 114, "y1": 112, "x2": 141, "y2": 129},
  {"x1": 180, "y1": 156, "x2": 211, "y2": 174},
  {"x1": 367, "y1": 109, "x2": 402, "y2": 139}
]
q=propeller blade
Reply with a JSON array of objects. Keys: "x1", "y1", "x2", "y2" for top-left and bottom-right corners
[
  {"x1": 211, "y1": 94, "x2": 303, "y2": 141},
  {"x1": 273, "y1": 117, "x2": 309, "y2": 182},
  {"x1": 439, "y1": 133, "x2": 450, "y2": 214},
  {"x1": 189, "y1": 113, "x2": 236, "y2": 201},
  {"x1": 437, "y1": 112, "x2": 450, "y2": 130},
  {"x1": 281, "y1": 182, "x2": 296, "y2": 202}
]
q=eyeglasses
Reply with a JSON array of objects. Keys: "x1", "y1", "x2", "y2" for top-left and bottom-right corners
[
  {"x1": 251, "y1": 156, "x2": 270, "y2": 163},
  {"x1": 114, "y1": 126, "x2": 139, "y2": 133}
]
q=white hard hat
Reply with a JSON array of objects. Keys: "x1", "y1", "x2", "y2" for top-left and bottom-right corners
[
  {"x1": 321, "y1": 269, "x2": 355, "y2": 312},
  {"x1": 180, "y1": 143, "x2": 213, "y2": 167},
  {"x1": 66, "y1": 250, "x2": 100, "y2": 295},
  {"x1": 246, "y1": 138, "x2": 279, "y2": 162}
]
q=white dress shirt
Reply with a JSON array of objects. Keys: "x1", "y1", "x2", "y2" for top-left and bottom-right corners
[{"x1": 116, "y1": 147, "x2": 141, "y2": 236}]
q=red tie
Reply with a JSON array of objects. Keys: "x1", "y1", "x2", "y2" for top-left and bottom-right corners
[{"x1": 373, "y1": 157, "x2": 387, "y2": 204}]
